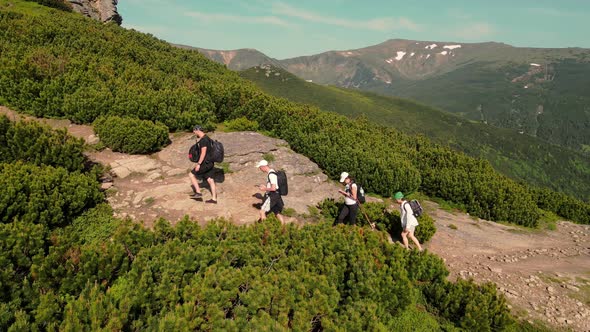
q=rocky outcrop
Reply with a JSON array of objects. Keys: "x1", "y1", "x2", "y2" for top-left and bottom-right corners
[{"x1": 68, "y1": 0, "x2": 122, "y2": 25}]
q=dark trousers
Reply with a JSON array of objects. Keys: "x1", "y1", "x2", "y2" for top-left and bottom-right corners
[{"x1": 337, "y1": 204, "x2": 359, "y2": 225}]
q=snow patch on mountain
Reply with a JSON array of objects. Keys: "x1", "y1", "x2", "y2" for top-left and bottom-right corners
[
  {"x1": 395, "y1": 51, "x2": 406, "y2": 60},
  {"x1": 410, "y1": 52, "x2": 415, "y2": 57},
  {"x1": 440, "y1": 51, "x2": 448, "y2": 55},
  {"x1": 530, "y1": 63, "x2": 541, "y2": 67},
  {"x1": 425, "y1": 44, "x2": 438, "y2": 49},
  {"x1": 443, "y1": 45, "x2": 462, "y2": 50}
]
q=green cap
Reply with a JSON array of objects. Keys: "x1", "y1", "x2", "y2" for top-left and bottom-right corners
[{"x1": 393, "y1": 192, "x2": 404, "y2": 199}]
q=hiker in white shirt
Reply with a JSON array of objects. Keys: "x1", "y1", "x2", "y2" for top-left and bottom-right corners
[
  {"x1": 394, "y1": 191, "x2": 422, "y2": 251},
  {"x1": 256, "y1": 159, "x2": 285, "y2": 224},
  {"x1": 337, "y1": 172, "x2": 359, "y2": 225}
]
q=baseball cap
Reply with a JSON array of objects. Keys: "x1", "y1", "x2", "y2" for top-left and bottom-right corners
[
  {"x1": 256, "y1": 160, "x2": 269, "y2": 168},
  {"x1": 393, "y1": 192, "x2": 404, "y2": 200},
  {"x1": 339, "y1": 172, "x2": 349, "y2": 183},
  {"x1": 192, "y1": 125, "x2": 203, "y2": 132}
]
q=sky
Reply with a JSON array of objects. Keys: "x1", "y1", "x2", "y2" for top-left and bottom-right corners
[{"x1": 118, "y1": 0, "x2": 590, "y2": 59}]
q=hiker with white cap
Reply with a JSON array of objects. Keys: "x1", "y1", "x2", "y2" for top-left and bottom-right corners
[
  {"x1": 256, "y1": 159, "x2": 285, "y2": 223},
  {"x1": 394, "y1": 191, "x2": 423, "y2": 251},
  {"x1": 336, "y1": 172, "x2": 359, "y2": 225}
]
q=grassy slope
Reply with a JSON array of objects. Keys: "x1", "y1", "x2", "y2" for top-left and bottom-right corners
[{"x1": 240, "y1": 66, "x2": 590, "y2": 201}]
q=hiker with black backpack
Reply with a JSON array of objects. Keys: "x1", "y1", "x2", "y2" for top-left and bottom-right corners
[
  {"x1": 256, "y1": 159, "x2": 285, "y2": 223},
  {"x1": 188, "y1": 125, "x2": 217, "y2": 204},
  {"x1": 394, "y1": 191, "x2": 423, "y2": 251},
  {"x1": 336, "y1": 172, "x2": 360, "y2": 226}
]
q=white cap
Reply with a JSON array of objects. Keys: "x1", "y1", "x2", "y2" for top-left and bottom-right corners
[
  {"x1": 339, "y1": 172, "x2": 349, "y2": 183},
  {"x1": 256, "y1": 160, "x2": 269, "y2": 168}
]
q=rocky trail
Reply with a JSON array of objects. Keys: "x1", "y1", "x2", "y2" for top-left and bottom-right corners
[
  {"x1": 427, "y1": 203, "x2": 590, "y2": 331},
  {"x1": 2, "y1": 106, "x2": 589, "y2": 331}
]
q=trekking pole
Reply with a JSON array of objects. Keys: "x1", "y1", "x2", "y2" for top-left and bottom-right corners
[{"x1": 356, "y1": 199, "x2": 375, "y2": 230}]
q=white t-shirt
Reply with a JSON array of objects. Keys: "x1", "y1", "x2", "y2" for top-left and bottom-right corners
[
  {"x1": 344, "y1": 183, "x2": 358, "y2": 205},
  {"x1": 266, "y1": 169, "x2": 279, "y2": 191},
  {"x1": 401, "y1": 201, "x2": 419, "y2": 228}
]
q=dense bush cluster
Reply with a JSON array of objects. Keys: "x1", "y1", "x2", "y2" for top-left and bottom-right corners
[
  {"x1": 1, "y1": 0, "x2": 588, "y2": 231},
  {"x1": 0, "y1": 162, "x2": 102, "y2": 226},
  {"x1": 24, "y1": 0, "x2": 72, "y2": 11},
  {"x1": 533, "y1": 187, "x2": 590, "y2": 224},
  {"x1": 0, "y1": 115, "x2": 85, "y2": 171},
  {"x1": 1, "y1": 208, "x2": 514, "y2": 331},
  {"x1": 93, "y1": 116, "x2": 170, "y2": 154},
  {"x1": 223, "y1": 116, "x2": 259, "y2": 131}
]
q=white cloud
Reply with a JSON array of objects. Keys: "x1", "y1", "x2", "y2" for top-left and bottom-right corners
[
  {"x1": 185, "y1": 10, "x2": 292, "y2": 28},
  {"x1": 453, "y1": 23, "x2": 495, "y2": 39},
  {"x1": 271, "y1": 2, "x2": 421, "y2": 31}
]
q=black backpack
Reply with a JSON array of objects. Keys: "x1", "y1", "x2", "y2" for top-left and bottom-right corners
[
  {"x1": 405, "y1": 200, "x2": 423, "y2": 217},
  {"x1": 210, "y1": 140, "x2": 224, "y2": 163},
  {"x1": 269, "y1": 170, "x2": 288, "y2": 196},
  {"x1": 351, "y1": 182, "x2": 366, "y2": 204},
  {"x1": 188, "y1": 143, "x2": 200, "y2": 162}
]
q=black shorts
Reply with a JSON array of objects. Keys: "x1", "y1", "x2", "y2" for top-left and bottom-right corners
[
  {"x1": 262, "y1": 192, "x2": 284, "y2": 215},
  {"x1": 190, "y1": 161, "x2": 215, "y2": 180}
]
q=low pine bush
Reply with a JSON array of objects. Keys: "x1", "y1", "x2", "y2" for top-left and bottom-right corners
[{"x1": 93, "y1": 116, "x2": 170, "y2": 154}]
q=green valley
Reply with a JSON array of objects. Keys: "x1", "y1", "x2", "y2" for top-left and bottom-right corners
[{"x1": 240, "y1": 65, "x2": 590, "y2": 201}]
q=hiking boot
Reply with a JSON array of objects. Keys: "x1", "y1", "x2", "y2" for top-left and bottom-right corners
[
  {"x1": 205, "y1": 199, "x2": 217, "y2": 204},
  {"x1": 190, "y1": 192, "x2": 203, "y2": 199}
]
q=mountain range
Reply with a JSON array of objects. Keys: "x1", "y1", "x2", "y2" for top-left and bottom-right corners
[{"x1": 194, "y1": 39, "x2": 590, "y2": 154}]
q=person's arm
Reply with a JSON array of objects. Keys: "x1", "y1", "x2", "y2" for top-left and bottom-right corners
[
  {"x1": 260, "y1": 173, "x2": 278, "y2": 192},
  {"x1": 197, "y1": 146, "x2": 207, "y2": 165}
]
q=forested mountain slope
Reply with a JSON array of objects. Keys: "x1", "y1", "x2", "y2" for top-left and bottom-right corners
[{"x1": 240, "y1": 65, "x2": 590, "y2": 201}]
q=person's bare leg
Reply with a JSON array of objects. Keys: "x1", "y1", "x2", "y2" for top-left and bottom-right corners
[
  {"x1": 401, "y1": 231, "x2": 410, "y2": 249},
  {"x1": 189, "y1": 173, "x2": 201, "y2": 193},
  {"x1": 207, "y1": 177, "x2": 217, "y2": 201},
  {"x1": 259, "y1": 210, "x2": 266, "y2": 221},
  {"x1": 276, "y1": 213, "x2": 285, "y2": 224},
  {"x1": 408, "y1": 232, "x2": 423, "y2": 251}
]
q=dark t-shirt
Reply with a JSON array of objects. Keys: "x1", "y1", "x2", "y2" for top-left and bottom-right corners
[{"x1": 197, "y1": 135, "x2": 212, "y2": 163}]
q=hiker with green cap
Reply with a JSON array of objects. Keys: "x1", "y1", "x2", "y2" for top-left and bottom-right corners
[{"x1": 394, "y1": 191, "x2": 423, "y2": 251}]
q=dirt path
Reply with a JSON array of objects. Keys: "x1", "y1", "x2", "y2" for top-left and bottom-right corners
[
  {"x1": 3, "y1": 106, "x2": 589, "y2": 330},
  {"x1": 425, "y1": 202, "x2": 590, "y2": 331}
]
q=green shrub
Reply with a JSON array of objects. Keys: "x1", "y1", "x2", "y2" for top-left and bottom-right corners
[
  {"x1": 423, "y1": 279, "x2": 513, "y2": 331},
  {"x1": 93, "y1": 116, "x2": 170, "y2": 154},
  {"x1": 262, "y1": 152, "x2": 275, "y2": 162},
  {"x1": 533, "y1": 187, "x2": 590, "y2": 225},
  {"x1": 0, "y1": 162, "x2": 103, "y2": 227},
  {"x1": 0, "y1": 115, "x2": 85, "y2": 172},
  {"x1": 24, "y1": 0, "x2": 72, "y2": 11},
  {"x1": 223, "y1": 116, "x2": 259, "y2": 131}
]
